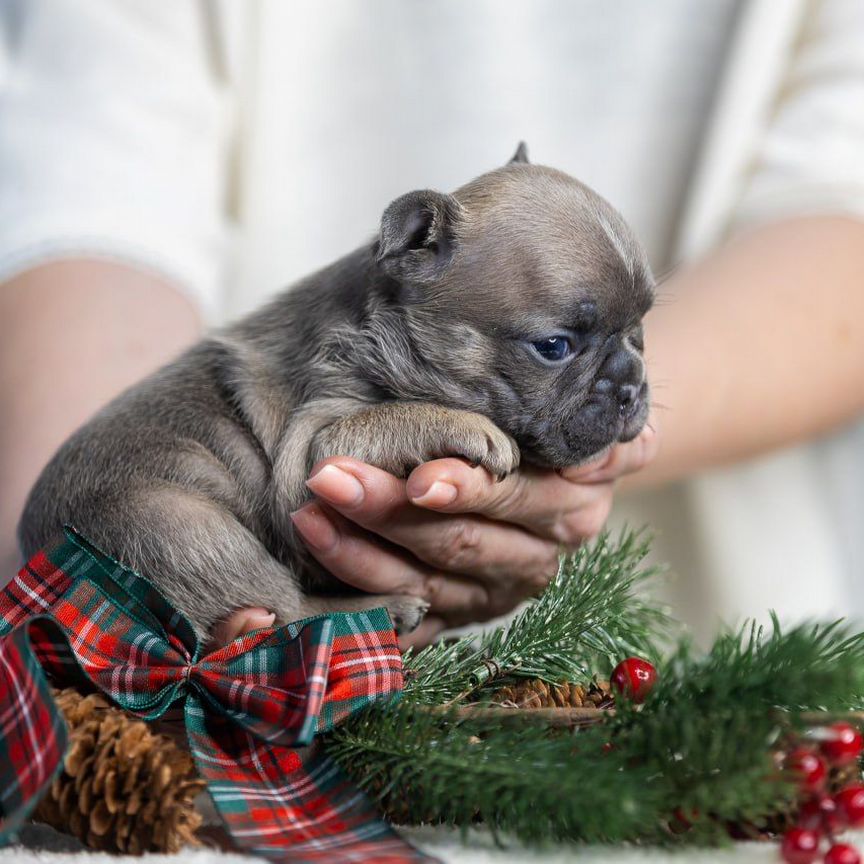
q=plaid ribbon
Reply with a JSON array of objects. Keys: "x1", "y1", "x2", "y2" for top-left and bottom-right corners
[{"x1": 0, "y1": 527, "x2": 430, "y2": 862}]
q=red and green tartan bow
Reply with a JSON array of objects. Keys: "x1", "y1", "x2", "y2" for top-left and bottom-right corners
[{"x1": 0, "y1": 527, "x2": 430, "y2": 862}]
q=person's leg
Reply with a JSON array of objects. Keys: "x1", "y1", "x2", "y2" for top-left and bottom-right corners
[{"x1": 0, "y1": 259, "x2": 202, "y2": 580}]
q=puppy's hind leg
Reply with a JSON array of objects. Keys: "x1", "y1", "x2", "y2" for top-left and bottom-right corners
[
  {"x1": 78, "y1": 485, "x2": 426, "y2": 639},
  {"x1": 73, "y1": 486, "x2": 310, "y2": 640}
]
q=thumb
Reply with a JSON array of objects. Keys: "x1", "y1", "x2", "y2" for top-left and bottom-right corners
[{"x1": 209, "y1": 607, "x2": 276, "y2": 648}]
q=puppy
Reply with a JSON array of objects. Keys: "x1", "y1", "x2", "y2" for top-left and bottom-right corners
[{"x1": 19, "y1": 145, "x2": 654, "y2": 640}]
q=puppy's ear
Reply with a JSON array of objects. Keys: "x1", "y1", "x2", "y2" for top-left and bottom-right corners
[
  {"x1": 376, "y1": 190, "x2": 461, "y2": 283},
  {"x1": 509, "y1": 141, "x2": 530, "y2": 165}
]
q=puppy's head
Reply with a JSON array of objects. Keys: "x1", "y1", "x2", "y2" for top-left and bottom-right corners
[{"x1": 369, "y1": 145, "x2": 654, "y2": 467}]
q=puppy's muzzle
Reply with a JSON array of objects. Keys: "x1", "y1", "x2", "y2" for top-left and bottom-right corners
[{"x1": 591, "y1": 346, "x2": 645, "y2": 421}]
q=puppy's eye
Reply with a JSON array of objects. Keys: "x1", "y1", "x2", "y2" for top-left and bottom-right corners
[{"x1": 530, "y1": 336, "x2": 573, "y2": 362}]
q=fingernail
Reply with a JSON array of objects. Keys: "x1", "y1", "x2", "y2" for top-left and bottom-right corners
[
  {"x1": 290, "y1": 505, "x2": 339, "y2": 551},
  {"x1": 306, "y1": 464, "x2": 364, "y2": 507},
  {"x1": 410, "y1": 480, "x2": 458, "y2": 508}
]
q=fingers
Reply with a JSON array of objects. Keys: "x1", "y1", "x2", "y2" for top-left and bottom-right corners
[
  {"x1": 304, "y1": 459, "x2": 560, "y2": 583},
  {"x1": 290, "y1": 501, "x2": 490, "y2": 617},
  {"x1": 560, "y1": 423, "x2": 659, "y2": 484},
  {"x1": 296, "y1": 425, "x2": 658, "y2": 649},
  {"x1": 402, "y1": 424, "x2": 658, "y2": 544},
  {"x1": 406, "y1": 459, "x2": 598, "y2": 529},
  {"x1": 404, "y1": 458, "x2": 614, "y2": 545},
  {"x1": 208, "y1": 607, "x2": 276, "y2": 650}
]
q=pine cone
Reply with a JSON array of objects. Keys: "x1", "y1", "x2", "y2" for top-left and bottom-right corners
[
  {"x1": 33, "y1": 688, "x2": 206, "y2": 854},
  {"x1": 491, "y1": 678, "x2": 613, "y2": 709}
]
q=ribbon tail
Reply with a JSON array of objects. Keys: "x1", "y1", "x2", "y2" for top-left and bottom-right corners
[
  {"x1": 185, "y1": 694, "x2": 431, "y2": 863},
  {"x1": 0, "y1": 618, "x2": 71, "y2": 845}
]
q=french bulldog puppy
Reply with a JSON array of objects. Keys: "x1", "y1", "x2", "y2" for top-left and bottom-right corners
[{"x1": 19, "y1": 145, "x2": 654, "y2": 640}]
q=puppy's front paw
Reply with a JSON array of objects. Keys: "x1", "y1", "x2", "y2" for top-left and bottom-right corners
[
  {"x1": 310, "y1": 402, "x2": 520, "y2": 480},
  {"x1": 452, "y1": 416, "x2": 520, "y2": 480}
]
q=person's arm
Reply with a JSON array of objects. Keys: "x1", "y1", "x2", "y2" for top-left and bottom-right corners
[
  {"x1": 0, "y1": 260, "x2": 202, "y2": 579},
  {"x1": 0, "y1": 2, "x2": 226, "y2": 576},
  {"x1": 629, "y1": 0, "x2": 864, "y2": 482},
  {"x1": 632, "y1": 215, "x2": 864, "y2": 489}
]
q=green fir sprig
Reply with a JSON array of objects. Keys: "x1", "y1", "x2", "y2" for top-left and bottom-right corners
[
  {"x1": 402, "y1": 529, "x2": 670, "y2": 704},
  {"x1": 324, "y1": 530, "x2": 864, "y2": 848},
  {"x1": 604, "y1": 618, "x2": 864, "y2": 843},
  {"x1": 326, "y1": 703, "x2": 660, "y2": 845},
  {"x1": 609, "y1": 617, "x2": 864, "y2": 842}
]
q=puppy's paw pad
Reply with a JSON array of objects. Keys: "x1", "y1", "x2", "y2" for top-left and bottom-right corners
[{"x1": 382, "y1": 595, "x2": 430, "y2": 635}]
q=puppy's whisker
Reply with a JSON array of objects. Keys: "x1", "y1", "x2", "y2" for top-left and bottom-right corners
[
  {"x1": 654, "y1": 263, "x2": 681, "y2": 285},
  {"x1": 649, "y1": 293, "x2": 677, "y2": 308}
]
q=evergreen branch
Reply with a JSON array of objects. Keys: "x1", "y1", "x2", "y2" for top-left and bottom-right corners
[
  {"x1": 641, "y1": 615, "x2": 864, "y2": 721},
  {"x1": 326, "y1": 703, "x2": 663, "y2": 844},
  {"x1": 331, "y1": 528, "x2": 864, "y2": 848},
  {"x1": 330, "y1": 612, "x2": 864, "y2": 847},
  {"x1": 403, "y1": 528, "x2": 670, "y2": 704},
  {"x1": 608, "y1": 617, "x2": 864, "y2": 840}
]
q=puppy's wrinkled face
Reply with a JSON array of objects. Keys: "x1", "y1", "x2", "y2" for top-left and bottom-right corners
[{"x1": 373, "y1": 152, "x2": 654, "y2": 467}]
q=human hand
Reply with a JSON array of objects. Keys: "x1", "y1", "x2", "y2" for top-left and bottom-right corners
[
  {"x1": 289, "y1": 423, "x2": 658, "y2": 649},
  {"x1": 209, "y1": 608, "x2": 276, "y2": 649}
]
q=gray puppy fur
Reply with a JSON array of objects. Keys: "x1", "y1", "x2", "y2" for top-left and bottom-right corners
[{"x1": 19, "y1": 146, "x2": 654, "y2": 640}]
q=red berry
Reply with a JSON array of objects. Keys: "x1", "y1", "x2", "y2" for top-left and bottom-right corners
[
  {"x1": 781, "y1": 828, "x2": 821, "y2": 864},
  {"x1": 798, "y1": 795, "x2": 845, "y2": 834},
  {"x1": 820, "y1": 724, "x2": 863, "y2": 767},
  {"x1": 798, "y1": 799, "x2": 822, "y2": 831},
  {"x1": 824, "y1": 844, "x2": 861, "y2": 864},
  {"x1": 788, "y1": 748, "x2": 828, "y2": 793},
  {"x1": 835, "y1": 786, "x2": 864, "y2": 828},
  {"x1": 610, "y1": 657, "x2": 657, "y2": 704}
]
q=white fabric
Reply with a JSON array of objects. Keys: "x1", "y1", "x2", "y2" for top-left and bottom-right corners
[
  {"x1": 9, "y1": 822, "x2": 864, "y2": 864},
  {"x1": 0, "y1": 0, "x2": 741, "y2": 316},
  {"x1": 229, "y1": 0, "x2": 739, "y2": 315},
  {"x1": 735, "y1": 0, "x2": 864, "y2": 230},
  {"x1": 0, "y1": 0, "x2": 230, "y2": 320}
]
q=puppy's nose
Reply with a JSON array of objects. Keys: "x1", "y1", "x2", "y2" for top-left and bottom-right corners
[
  {"x1": 593, "y1": 379, "x2": 640, "y2": 413},
  {"x1": 617, "y1": 383, "x2": 639, "y2": 414},
  {"x1": 594, "y1": 347, "x2": 643, "y2": 413}
]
